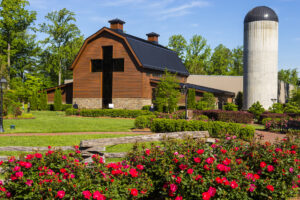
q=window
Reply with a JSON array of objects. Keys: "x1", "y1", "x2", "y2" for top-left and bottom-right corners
[
  {"x1": 91, "y1": 59, "x2": 103, "y2": 72},
  {"x1": 113, "y1": 58, "x2": 124, "y2": 72}
]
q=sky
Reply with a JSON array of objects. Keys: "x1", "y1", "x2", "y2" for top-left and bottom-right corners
[{"x1": 28, "y1": 0, "x2": 300, "y2": 71}]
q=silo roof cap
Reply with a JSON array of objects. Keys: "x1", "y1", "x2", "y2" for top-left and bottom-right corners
[{"x1": 244, "y1": 6, "x2": 278, "y2": 23}]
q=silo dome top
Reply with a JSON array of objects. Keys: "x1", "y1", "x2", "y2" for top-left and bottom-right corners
[{"x1": 244, "y1": 6, "x2": 278, "y2": 23}]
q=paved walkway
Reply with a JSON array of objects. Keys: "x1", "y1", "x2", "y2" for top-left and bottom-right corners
[
  {"x1": 255, "y1": 130, "x2": 290, "y2": 144},
  {"x1": 0, "y1": 131, "x2": 152, "y2": 137}
]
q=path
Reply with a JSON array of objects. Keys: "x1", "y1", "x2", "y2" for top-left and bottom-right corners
[{"x1": 255, "y1": 130, "x2": 290, "y2": 144}]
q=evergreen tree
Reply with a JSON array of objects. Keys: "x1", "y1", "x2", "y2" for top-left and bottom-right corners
[
  {"x1": 39, "y1": 91, "x2": 48, "y2": 110},
  {"x1": 30, "y1": 91, "x2": 38, "y2": 110},
  {"x1": 154, "y1": 71, "x2": 180, "y2": 113},
  {"x1": 187, "y1": 88, "x2": 196, "y2": 109},
  {"x1": 54, "y1": 89, "x2": 62, "y2": 111},
  {"x1": 201, "y1": 92, "x2": 216, "y2": 109},
  {"x1": 235, "y1": 91, "x2": 243, "y2": 110}
]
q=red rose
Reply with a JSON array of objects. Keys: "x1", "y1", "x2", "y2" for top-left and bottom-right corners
[
  {"x1": 131, "y1": 189, "x2": 138, "y2": 196},
  {"x1": 129, "y1": 168, "x2": 138, "y2": 177},
  {"x1": 187, "y1": 168, "x2": 194, "y2": 174},
  {"x1": 204, "y1": 165, "x2": 210, "y2": 171},
  {"x1": 57, "y1": 190, "x2": 65, "y2": 199},
  {"x1": 266, "y1": 185, "x2": 274, "y2": 192},
  {"x1": 176, "y1": 177, "x2": 182, "y2": 184},
  {"x1": 93, "y1": 191, "x2": 106, "y2": 200},
  {"x1": 175, "y1": 196, "x2": 183, "y2": 200},
  {"x1": 267, "y1": 165, "x2": 274, "y2": 172},
  {"x1": 230, "y1": 180, "x2": 238, "y2": 189},
  {"x1": 202, "y1": 192, "x2": 211, "y2": 200},
  {"x1": 206, "y1": 157, "x2": 214, "y2": 164},
  {"x1": 221, "y1": 149, "x2": 227, "y2": 154},
  {"x1": 82, "y1": 190, "x2": 92, "y2": 199},
  {"x1": 194, "y1": 157, "x2": 201, "y2": 163},
  {"x1": 136, "y1": 165, "x2": 144, "y2": 170},
  {"x1": 215, "y1": 177, "x2": 222, "y2": 184},
  {"x1": 197, "y1": 149, "x2": 205, "y2": 154},
  {"x1": 260, "y1": 162, "x2": 267, "y2": 168},
  {"x1": 145, "y1": 149, "x2": 150, "y2": 156}
]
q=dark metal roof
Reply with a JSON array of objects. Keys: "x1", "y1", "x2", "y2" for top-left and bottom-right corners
[
  {"x1": 110, "y1": 28, "x2": 189, "y2": 76},
  {"x1": 108, "y1": 18, "x2": 125, "y2": 24},
  {"x1": 146, "y1": 32, "x2": 160, "y2": 37},
  {"x1": 244, "y1": 6, "x2": 278, "y2": 23}
]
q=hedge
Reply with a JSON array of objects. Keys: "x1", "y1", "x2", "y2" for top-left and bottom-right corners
[
  {"x1": 65, "y1": 108, "x2": 79, "y2": 116},
  {"x1": 134, "y1": 115, "x2": 156, "y2": 129},
  {"x1": 79, "y1": 109, "x2": 152, "y2": 118},
  {"x1": 193, "y1": 110, "x2": 254, "y2": 124},
  {"x1": 150, "y1": 118, "x2": 255, "y2": 141},
  {"x1": 259, "y1": 112, "x2": 288, "y2": 124}
]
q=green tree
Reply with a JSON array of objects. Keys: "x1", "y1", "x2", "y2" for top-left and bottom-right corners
[
  {"x1": 290, "y1": 88, "x2": 300, "y2": 106},
  {"x1": 223, "y1": 103, "x2": 238, "y2": 111},
  {"x1": 248, "y1": 101, "x2": 265, "y2": 120},
  {"x1": 230, "y1": 46, "x2": 243, "y2": 75},
  {"x1": 54, "y1": 88, "x2": 62, "y2": 111},
  {"x1": 278, "y1": 68, "x2": 299, "y2": 86},
  {"x1": 187, "y1": 88, "x2": 196, "y2": 109},
  {"x1": 168, "y1": 35, "x2": 187, "y2": 61},
  {"x1": 196, "y1": 92, "x2": 216, "y2": 110},
  {"x1": 208, "y1": 44, "x2": 232, "y2": 75},
  {"x1": 39, "y1": 8, "x2": 83, "y2": 85},
  {"x1": 29, "y1": 91, "x2": 38, "y2": 110},
  {"x1": 185, "y1": 35, "x2": 211, "y2": 74},
  {"x1": 235, "y1": 91, "x2": 243, "y2": 110},
  {"x1": 154, "y1": 71, "x2": 180, "y2": 113},
  {"x1": 38, "y1": 91, "x2": 48, "y2": 110},
  {"x1": 0, "y1": 0, "x2": 36, "y2": 80}
]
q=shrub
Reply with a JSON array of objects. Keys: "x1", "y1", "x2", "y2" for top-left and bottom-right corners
[
  {"x1": 259, "y1": 112, "x2": 288, "y2": 124},
  {"x1": 269, "y1": 103, "x2": 284, "y2": 114},
  {"x1": 283, "y1": 102, "x2": 300, "y2": 114},
  {"x1": 193, "y1": 110, "x2": 254, "y2": 124},
  {"x1": 47, "y1": 104, "x2": 54, "y2": 111},
  {"x1": 62, "y1": 104, "x2": 72, "y2": 111},
  {"x1": 248, "y1": 101, "x2": 265, "y2": 120},
  {"x1": 155, "y1": 110, "x2": 186, "y2": 120},
  {"x1": 79, "y1": 109, "x2": 152, "y2": 118},
  {"x1": 141, "y1": 105, "x2": 151, "y2": 111},
  {"x1": 223, "y1": 103, "x2": 238, "y2": 111},
  {"x1": 134, "y1": 115, "x2": 156, "y2": 129},
  {"x1": 263, "y1": 118, "x2": 288, "y2": 132},
  {"x1": 38, "y1": 91, "x2": 48, "y2": 110},
  {"x1": 196, "y1": 114, "x2": 209, "y2": 121},
  {"x1": 126, "y1": 137, "x2": 299, "y2": 200},
  {"x1": 235, "y1": 91, "x2": 243, "y2": 110},
  {"x1": 150, "y1": 118, "x2": 255, "y2": 141},
  {"x1": 65, "y1": 108, "x2": 79, "y2": 116},
  {"x1": 196, "y1": 92, "x2": 216, "y2": 110},
  {"x1": 196, "y1": 101, "x2": 209, "y2": 110},
  {"x1": 187, "y1": 88, "x2": 196, "y2": 109},
  {"x1": 29, "y1": 92, "x2": 38, "y2": 111},
  {"x1": 17, "y1": 113, "x2": 34, "y2": 119},
  {"x1": 54, "y1": 89, "x2": 62, "y2": 111}
]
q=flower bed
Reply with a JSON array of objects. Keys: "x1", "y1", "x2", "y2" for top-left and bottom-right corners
[
  {"x1": 150, "y1": 118, "x2": 255, "y2": 141},
  {"x1": 193, "y1": 110, "x2": 254, "y2": 124},
  {"x1": 0, "y1": 138, "x2": 298, "y2": 199}
]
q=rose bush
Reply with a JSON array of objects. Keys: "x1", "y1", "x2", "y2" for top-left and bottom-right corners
[{"x1": 0, "y1": 137, "x2": 298, "y2": 199}]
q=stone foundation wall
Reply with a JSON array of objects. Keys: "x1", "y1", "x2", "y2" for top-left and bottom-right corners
[
  {"x1": 73, "y1": 98, "x2": 102, "y2": 109},
  {"x1": 113, "y1": 98, "x2": 152, "y2": 110}
]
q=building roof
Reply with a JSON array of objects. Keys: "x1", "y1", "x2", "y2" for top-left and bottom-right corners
[
  {"x1": 151, "y1": 79, "x2": 235, "y2": 97},
  {"x1": 244, "y1": 6, "x2": 279, "y2": 23},
  {"x1": 110, "y1": 29, "x2": 189, "y2": 76}
]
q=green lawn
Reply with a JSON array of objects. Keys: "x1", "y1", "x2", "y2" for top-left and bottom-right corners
[{"x1": 3, "y1": 111, "x2": 135, "y2": 133}]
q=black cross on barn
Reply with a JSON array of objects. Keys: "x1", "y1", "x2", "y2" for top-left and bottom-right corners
[{"x1": 91, "y1": 46, "x2": 124, "y2": 108}]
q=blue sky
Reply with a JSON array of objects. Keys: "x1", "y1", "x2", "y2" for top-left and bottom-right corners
[{"x1": 28, "y1": 0, "x2": 300, "y2": 71}]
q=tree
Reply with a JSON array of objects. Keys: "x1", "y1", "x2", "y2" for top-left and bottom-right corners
[
  {"x1": 201, "y1": 92, "x2": 216, "y2": 109},
  {"x1": 29, "y1": 91, "x2": 38, "y2": 110},
  {"x1": 54, "y1": 89, "x2": 62, "y2": 111},
  {"x1": 39, "y1": 8, "x2": 83, "y2": 85},
  {"x1": 278, "y1": 68, "x2": 299, "y2": 86},
  {"x1": 168, "y1": 35, "x2": 187, "y2": 61},
  {"x1": 248, "y1": 101, "x2": 265, "y2": 120},
  {"x1": 187, "y1": 88, "x2": 196, "y2": 109},
  {"x1": 38, "y1": 91, "x2": 48, "y2": 110},
  {"x1": 154, "y1": 71, "x2": 180, "y2": 113},
  {"x1": 230, "y1": 46, "x2": 243, "y2": 75},
  {"x1": 185, "y1": 35, "x2": 211, "y2": 74},
  {"x1": 0, "y1": 0, "x2": 36, "y2": 80},
  {"x1": 208, "y1": 44, "x2": 232, "y2": 75},
  {"x1": 235, "y1": 91, "x2": 243, "y2": 110},
  {"x1": 290, "y1": 88, "x2": 300, "y2": 106}
]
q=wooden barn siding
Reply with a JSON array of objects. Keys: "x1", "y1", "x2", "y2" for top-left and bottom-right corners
[{"x1": 73, "y1": 31, "x2": 143, "y2": 99}]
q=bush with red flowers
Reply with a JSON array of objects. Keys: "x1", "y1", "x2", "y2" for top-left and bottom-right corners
[{"x1": 126, "y1": 136, "x2": 299, "y2": 200}]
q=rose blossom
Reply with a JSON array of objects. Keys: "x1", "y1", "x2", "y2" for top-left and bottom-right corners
[
  {"x1": 194, "y1": 157, "x2": 201, "y2": 163},
  {"x1": 170, "y1": 184, "x2": 178, "y2": 193},
  {"x1": 260, "y1": 162, "x2": 267, "y2": 168},
  {"x1": 57, "y1": 190, "x2": 65, "y2": 199},
  {"x1": 93, "y1": 191, "x2": 106, "y2": 200},
  {"x1": 289, "y1": 167, "x2": 294, "y2": 173},
  {"x1": 82, "y1": 190, "x2": 92, "y2": 199},
  {"x1": 206, "y1": 157, "x2": 214, "y2": 164},
  {"x1": 208, "y1": 187, "x2": 216, "y2": 197},
  {"x1": 25, "y1": 179, "x2": 33, "y2": 186},
  {"x1": 202, "y1": 192, "x2": 211, "y2": 200},
  {"x1": 249, "y1": 184, "x2": 256, "y2": 192},
  {"x1": 175, "y1": 196, "x2": 183, "y2": 200},
  {"x1": 267, "y1": 165, "x2": 274, "y2": 172},
  {"x1": 266, "y1": 185, "x2": 274, "y2": 192},
  {"x1": 197, "y1": 149, "x2": 204, "y2": 154},
  {"x1": 130, "y1": 189, "x2": 138, "y2": 196},
  {"x1": 230, "y1": 180, "x2": 238, "y2": 189},
  {"x1": 187, "y1": 168, "x2": 194, "y2": 174}
]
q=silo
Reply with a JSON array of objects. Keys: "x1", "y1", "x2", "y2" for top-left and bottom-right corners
[{"x1": 243, "y1": 6, "x2": 279, "y2": 110}]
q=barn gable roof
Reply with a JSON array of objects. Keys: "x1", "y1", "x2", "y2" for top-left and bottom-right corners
[{"x1": 70, "y1": 27, "x2": 189, "y2": 76}]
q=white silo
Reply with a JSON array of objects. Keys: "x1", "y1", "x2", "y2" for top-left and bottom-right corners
[{"x1": 243, "y1": 6, "x2": 279, "y2": 110}]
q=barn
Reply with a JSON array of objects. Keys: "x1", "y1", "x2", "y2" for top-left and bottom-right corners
[{"x1": 46, "y1": 19, "x2": 235, "y2": 109}]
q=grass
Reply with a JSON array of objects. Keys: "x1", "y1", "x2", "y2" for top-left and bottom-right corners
[{"x1": 3, "y1": 111, "x2": 135, "y2": 133}]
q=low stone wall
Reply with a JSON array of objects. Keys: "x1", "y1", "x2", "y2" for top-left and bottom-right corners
[
  {"x1": 113, "y1": 98, "x2": 152, "y2": 110},
  {"x1": 73, "y1": 98, "x2": 102, "y2": 109}
]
